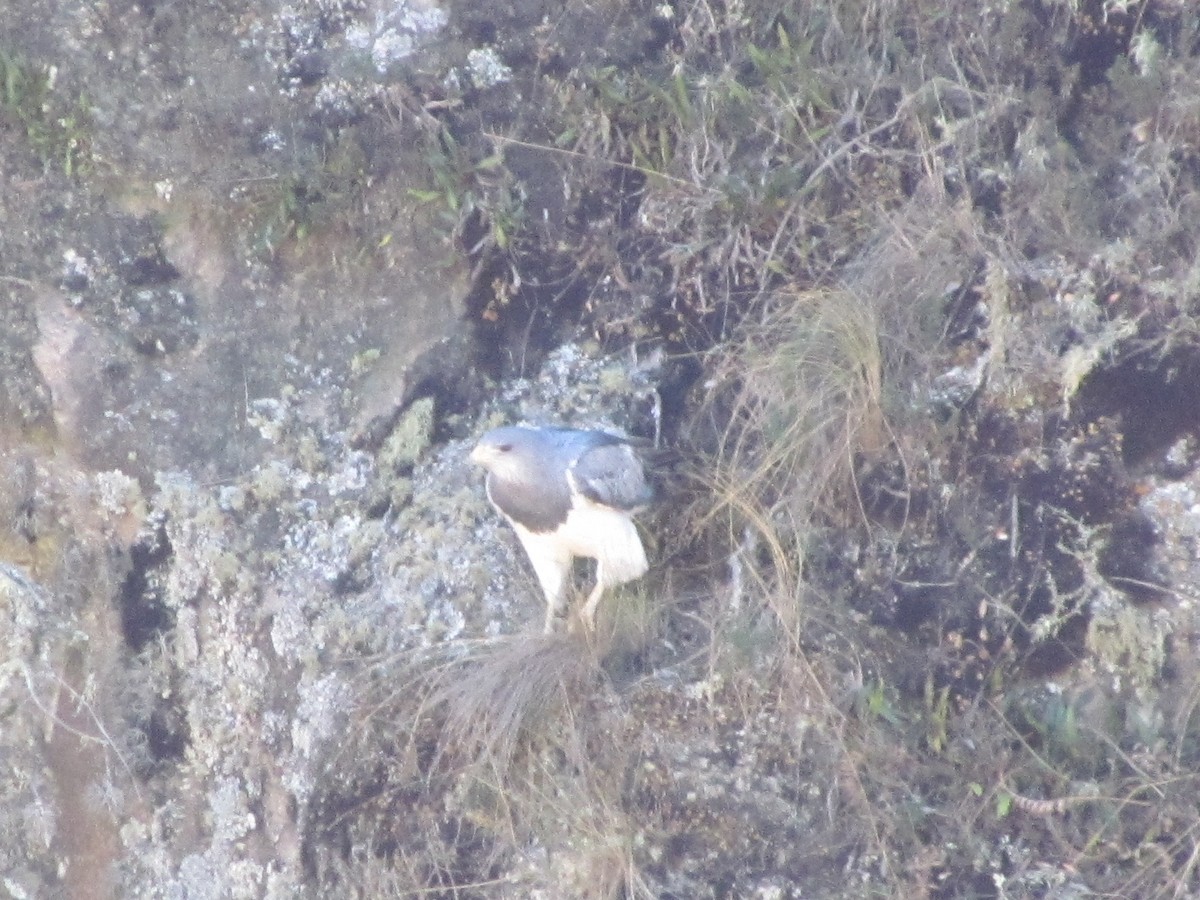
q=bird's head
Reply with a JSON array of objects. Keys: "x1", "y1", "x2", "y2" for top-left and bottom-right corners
[{"x1": 470, "y1": 426, "x2": 532, "y2": 478}]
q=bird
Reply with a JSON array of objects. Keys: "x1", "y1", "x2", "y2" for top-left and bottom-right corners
[{"x1": 470, "y1": 425, "x2": 653, "y2": 632}]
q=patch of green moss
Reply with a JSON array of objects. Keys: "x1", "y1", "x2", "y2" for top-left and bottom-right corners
[{"x1": 379, "y1": 397, "x2": 435, "y2": 474}]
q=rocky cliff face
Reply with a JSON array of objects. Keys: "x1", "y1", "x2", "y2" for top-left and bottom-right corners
[{"x1": 3, "y1": 1, "x2": 1200, "y2": 897}]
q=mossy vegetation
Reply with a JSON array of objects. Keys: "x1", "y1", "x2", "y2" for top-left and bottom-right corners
[
  {"x1": 306, "y1": 0, "x2": 1200, "y2": 895},
  {"x1": 0, "y1": 50, "x2": 90, "y2": 177},
  {"x1": 4, "y1": 0, "x2": 1200, "y2": 897}
]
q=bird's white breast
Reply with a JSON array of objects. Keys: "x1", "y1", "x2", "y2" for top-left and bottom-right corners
[{"x1": 557, "y1": 495, "x2": 648, "y2": 581}]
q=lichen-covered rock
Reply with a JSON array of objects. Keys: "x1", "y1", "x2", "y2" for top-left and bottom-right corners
[{"x1": 5, "y1": 0, "x2": 1200, "y2": 896}]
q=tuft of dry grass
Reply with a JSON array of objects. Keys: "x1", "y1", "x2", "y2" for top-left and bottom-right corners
[
  {"x1": 436, "y1": 633, "x2": 599, "y2": 773},
  {"x1": 432, "y1": 634, "x2": 657, "y2": 899},
  {"x1": 687, "y1": 182, "x2": 990, "y2": 634},
  {"x1": 325, "y1": 632, "x2": 655, "y2": 898},
  {"x1": 694, "y1": 286, "x2": 888, "y2": 637}
]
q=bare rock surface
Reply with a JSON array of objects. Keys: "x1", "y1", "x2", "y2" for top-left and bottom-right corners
[{"x1": 4, "y1": 0, "x2": 1200, "y2": 897}]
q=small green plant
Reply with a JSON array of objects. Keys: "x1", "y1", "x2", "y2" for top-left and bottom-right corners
[
  {"x1": 247, "y1": 173, "x2": 317, "y2": 254},
  {"x1": 854, "y1": 676, "x2": 903, "y2": 727},
  {"x1": 409, "y1": 126, "x2": 523, "y2": 250},
  {"x1": 240, "y1": 132, "x2": 372, "y2": 257},
  {"x1": 0, "y1": 51, "x2": 91, "y2": 177},
  {"x1": 923, "y1": 676, "x2": 951, "y2": 753},
  {"x1": 743, "y1": 24, "x2": 831, "y2": 148},
  {"x1": 578, "y1": 64, "x2": 694, "y2": 176}
]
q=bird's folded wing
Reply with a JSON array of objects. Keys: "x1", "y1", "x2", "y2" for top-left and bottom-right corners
[{"x1": 570, "y1": 443, "x2": 653, "y2": 511}]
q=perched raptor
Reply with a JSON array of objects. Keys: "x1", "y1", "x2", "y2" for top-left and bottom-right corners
[{"x1": 470, "y1": 425, "x2": 653, "y2": 632}]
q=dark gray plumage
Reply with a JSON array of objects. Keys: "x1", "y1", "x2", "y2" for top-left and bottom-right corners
[{"x1": 470, "y1": 425, "x2": 652, "y2": 631}]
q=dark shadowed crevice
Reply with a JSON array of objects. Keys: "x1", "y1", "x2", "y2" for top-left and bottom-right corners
[
  {"x1": 1074, "y1": 345, "x2": 1200, "y2": 470},
  {"x1": 118, "y1": 517, "x2": 173, "y2": 652}
]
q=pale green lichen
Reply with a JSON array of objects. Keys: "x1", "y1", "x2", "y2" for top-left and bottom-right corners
[
  {"x1": 1086, "y1": 591, "x2": 1172, "y2": 692},
  {"x1": 379, "y1": 396, "x2": 434, "y2": 473}
]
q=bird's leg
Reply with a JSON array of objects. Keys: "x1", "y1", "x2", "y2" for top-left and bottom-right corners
[
  {"x1": 579, "y1": 558, "x2": 612, "y2": 631},
  {"x1": 541, "y1": 569, "x2": 571, "y2": 634},
  {"x1": 515, "y1": 539, "x2": 572, "y2": 634},
  {"x1": 580, "y1": 582, "x2": 606, "y2": 631},
  {"x1": 540, "y1": 578, "x2": 569, "y2": 634},
  {"x1": 545, "y1": 592, "x2": 567, "y2": 633}
]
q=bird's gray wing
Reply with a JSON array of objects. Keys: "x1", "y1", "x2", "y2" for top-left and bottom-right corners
[{"x1": 569, "y1": 442, "x2": 653, "y2": 511}]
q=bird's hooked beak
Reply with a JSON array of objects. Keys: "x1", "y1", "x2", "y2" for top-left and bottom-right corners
[
  {"x1": 471, "y1": 436, "x2": 520, "y2": 477},
  {"x1": 469, "y1": 441, "x2": 496, "y2": 468}
]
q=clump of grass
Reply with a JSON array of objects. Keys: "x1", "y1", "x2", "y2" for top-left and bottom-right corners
[
  {"x1": 692, "y1": 177, "x2": 996, "y2": 632},
  {"x1": 0, "y1": 51, "x2": 90, "y2": 177},
  {"x1": 408, "y1": 125, "x2": 524, "y2": 252},
  {"x1": 436, "y1": 633, "x2": 598, "y2": 774},
  {"x1": 698, "y1": 287, "x2": 888, "y2": 631},
  {"x1": 234, "y1": 131, "x2": 375, "y2": 258},
  {"x1": 321, "y1": 633, "x2": 652, "y2": 897}
]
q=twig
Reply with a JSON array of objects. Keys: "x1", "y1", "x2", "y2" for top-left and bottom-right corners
[{"x1": 483, "y1": 132, "x2": 721, "y2": 194}]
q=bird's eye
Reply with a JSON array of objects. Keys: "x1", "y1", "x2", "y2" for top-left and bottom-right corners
[{"x1": 497, "y1": 443, "x2": 512, "y2": 452}]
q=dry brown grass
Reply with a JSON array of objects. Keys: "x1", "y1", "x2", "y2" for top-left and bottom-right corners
[
  {"x1": 695, "y1": 287, "x2": 886, "y2": 639},
  {"x1": 434, "y1": 634, "x2": 656, "y2": 899},
  {"x1": 317, "y1": 0, "x2": 1200, "y2": 892},
  {"x1": 436, "y1": 633, "x2": 599, "y2": 773},
  {"x1": 327, "y1": 632, "x2": 655, "y2": 898}
]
